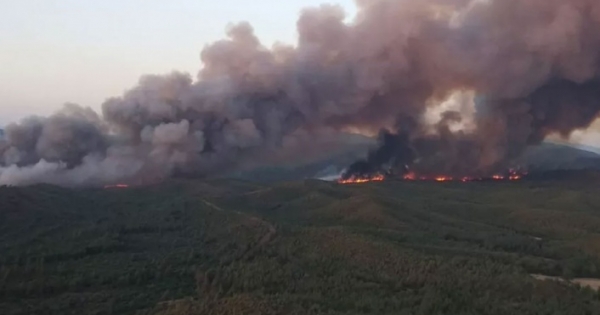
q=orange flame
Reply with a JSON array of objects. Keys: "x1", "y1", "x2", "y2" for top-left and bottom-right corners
[
  {"x1": 403, "y1": 172, "x2": 417, "y2": 180},
  {"x1": 337, "y1": 174, "x2": 385, "y2": 184},
  {"x1": 407, "y1": 169, "x2": 528, "y2": 183},
  {"x1": 339, "y1": 170, "x2": 527, "y2": 185}
]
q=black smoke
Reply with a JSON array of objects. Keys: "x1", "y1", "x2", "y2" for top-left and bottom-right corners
[{"x1": 341, "y1": 130, "x2": 414, "y2": 180}]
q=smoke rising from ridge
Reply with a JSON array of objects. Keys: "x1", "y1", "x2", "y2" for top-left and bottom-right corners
[{"x1": 2, "y1": 0, "x2": 600, "y2": 186}]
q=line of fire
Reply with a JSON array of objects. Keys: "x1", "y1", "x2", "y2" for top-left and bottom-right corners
[{"x1": 338, "y1": 169, "x2": 527, "y2": 185}]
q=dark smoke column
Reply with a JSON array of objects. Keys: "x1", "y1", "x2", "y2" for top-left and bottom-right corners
[{"x1": 342, "y1": 130, "x2": 415, "y2": 180}]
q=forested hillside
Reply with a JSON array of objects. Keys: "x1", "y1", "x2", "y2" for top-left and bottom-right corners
[{"x1": 2, "y1": 179, "x2": 600, "y2": 314}]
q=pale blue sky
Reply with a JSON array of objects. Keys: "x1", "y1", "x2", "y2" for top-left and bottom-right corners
[{"x1": 0, "y1": 0, "x2": 356, "y2": 124}]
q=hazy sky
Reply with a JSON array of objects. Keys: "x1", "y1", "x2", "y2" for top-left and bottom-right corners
[{"x1": 0, "y1": 0, "x2": 356, "y2": 125}]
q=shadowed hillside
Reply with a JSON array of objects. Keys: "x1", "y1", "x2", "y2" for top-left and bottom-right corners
[
  {"x1": 2, "y1": 179, "x2": 600, "y2": 314},
  {"x1": 229, "y1": 141, "x2": 600, "y2": 183},
  {"x1": 518, "y1": 143, "x2": 600, "y2": 171}
]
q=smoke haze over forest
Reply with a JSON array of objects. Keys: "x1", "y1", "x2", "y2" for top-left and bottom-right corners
[{"x1": 2, "y1": 0, "x2": 600, "y2": 186}]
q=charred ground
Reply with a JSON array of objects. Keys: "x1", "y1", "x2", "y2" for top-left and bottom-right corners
[{"x1": 2, "y1": 178, "x2": 600, "y2": 314}]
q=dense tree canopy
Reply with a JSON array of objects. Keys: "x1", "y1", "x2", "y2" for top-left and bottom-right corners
[{"x1": 1, "y1": 179, "x2": 600, "y2": 314}]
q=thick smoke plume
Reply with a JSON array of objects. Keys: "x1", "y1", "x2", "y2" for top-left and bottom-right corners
[
  {"x1": 341, "y1": 130, "x2": 414, "y2": 180},
  {"x1": 2, "y1": 0, "x2": 600, "y2": 186}
]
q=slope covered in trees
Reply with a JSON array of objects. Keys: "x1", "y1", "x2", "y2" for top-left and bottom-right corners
[{"x1": 2, "y1": 178, "x2": 600, "y2": 314}]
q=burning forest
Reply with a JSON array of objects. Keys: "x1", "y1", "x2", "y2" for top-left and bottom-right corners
[
  {"x1": 3, "y1": 0, "x2": 600, "y2": 187},
  {"x1": 338, "y1": 169, "x2": 526, "y2": 185},
  {"x1": 337, "y1": 128, "x2": 530, "y2": 184}
]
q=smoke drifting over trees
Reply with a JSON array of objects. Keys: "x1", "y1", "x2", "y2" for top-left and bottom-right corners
[{"x1": 2, "y1": 0, "x2": 600, "y2": 186}]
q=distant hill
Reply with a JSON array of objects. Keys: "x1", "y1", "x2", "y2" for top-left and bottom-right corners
[
  {"x1": 228, "y1": 132, "x2": 374, "y2": 182},
  {"x1": 230, "y1": 139, "x2": 600, "y2": 183},
  {"x1": 518, "y1": 142, "x2": 600, "y2": 171},
  {"x1": 570, "y1": 143, "x2": 600, "y2": 155}
]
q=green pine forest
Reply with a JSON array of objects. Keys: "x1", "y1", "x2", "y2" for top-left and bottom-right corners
[{"x1": 2, "y1": 178, "x2": 600, "y2": 314}]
